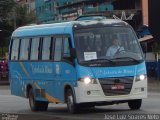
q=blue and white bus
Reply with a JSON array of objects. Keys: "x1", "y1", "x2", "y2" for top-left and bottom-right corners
[{"x1": 9, "y1": 19, "x2": 147, "y2": 113}]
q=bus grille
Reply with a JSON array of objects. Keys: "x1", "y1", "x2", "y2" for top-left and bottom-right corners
[{"x1": 98, "y1": 77, "x2": 133, "y2": 96}]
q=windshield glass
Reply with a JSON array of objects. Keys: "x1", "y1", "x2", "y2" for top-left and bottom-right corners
[{"x1": 74, "y1": 26, "x2": 144, "y2": 66}]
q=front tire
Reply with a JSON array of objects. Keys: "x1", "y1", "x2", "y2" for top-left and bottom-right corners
[
  {"x1": 29, "y1": 88, "x2": 48, "y2": 111},
  {"x1": 128, "y1": 99, "x2": 142, "y2": 110},
  {"x1": 66, "y1": 89, "x2": 79, "y2": 114}
]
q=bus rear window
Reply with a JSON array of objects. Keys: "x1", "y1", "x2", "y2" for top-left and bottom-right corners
[
  {"x1": 19, "y1": 38, "x2": 30, "y2": 60},
  {"x1": 11, "y1": 39, "x2": 20, "y2": 60}
]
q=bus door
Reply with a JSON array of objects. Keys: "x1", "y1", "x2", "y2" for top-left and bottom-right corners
[{"x1": 53, "y1": 37, "x2": 77, "y2": 101}]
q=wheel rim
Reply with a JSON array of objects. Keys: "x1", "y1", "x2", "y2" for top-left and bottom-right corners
[{"x1": 67, "y1": 95, "x2": 74, "y2": 112}]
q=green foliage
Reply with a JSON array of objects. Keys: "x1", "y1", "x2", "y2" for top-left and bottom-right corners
[
  {"x1": 0, "y1": 0, "x2": 36, "y2": 54},
  {"x1": 0, "y1": 0, "x2": 15, "y2": 56},
  {"x1": 1, "y1": 0, "x2": 36, "y2": 29},
  {"x1": 0, "y1": 47, "x2": 8, "y2": 57},
  {"x1": 15, "y1": 5, "x2": 37, "y2": 27},
  {"x1": 0, "y1": 0, "x2": 15, "y2": 20}
]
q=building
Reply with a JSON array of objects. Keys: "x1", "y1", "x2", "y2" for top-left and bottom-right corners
[
  {"x1": 35, "y1": 0, "x2": 56, "y2": 23},
  {"x1": 57, "y1": 0, "x2": 114, "y2": 21},
  {"x1": 35, "y1": 0, "x2": 145, "y2": 30}
]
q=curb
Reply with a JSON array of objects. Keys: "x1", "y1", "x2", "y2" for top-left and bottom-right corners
[{"x1": 0, "y1": 81, "x2": 9, "y2": 86}]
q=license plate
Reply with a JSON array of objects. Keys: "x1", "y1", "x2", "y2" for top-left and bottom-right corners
[{"x1": 111, "y1": 84, "x2": 125, "y2": 90}]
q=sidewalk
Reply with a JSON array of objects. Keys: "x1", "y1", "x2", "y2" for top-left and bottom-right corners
[
  {"x1": 0, "y1": 77, "x2": 9, "y2": 85},
  {"x1": 0, "y1": 85, "x2": 10, "y2": 95},
  {"x1": 148, "y1": 78, "x2": 160, "y2": 92}
]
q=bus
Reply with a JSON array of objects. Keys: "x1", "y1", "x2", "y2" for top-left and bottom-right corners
[{"x1": 9, "y1": 19, "x2": 147, "y2": 113}]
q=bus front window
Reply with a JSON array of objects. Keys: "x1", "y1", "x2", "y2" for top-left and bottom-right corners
[{"x1": 74, "y1": 27, "x2": 144, "y2": 66}]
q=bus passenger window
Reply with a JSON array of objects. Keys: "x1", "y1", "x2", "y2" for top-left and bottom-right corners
[
  {"x1": 11, "y1": 39, "x2": 20, "y2": 60},
  {"x1": 54, "y1": 38, "x2": 62, "y2": 61},
  {"x1": 63, "y1": 38, "x2": 71, "y2": 61},
  {"x1": 30, "y1": 38, "x2": 40, "y2": 60},
  {"x1": 42, "y1": 37, "x2": 51, "y2": 60},
  {"x1": 19, "y1": 39, "x2": 30, "y2": 60}
]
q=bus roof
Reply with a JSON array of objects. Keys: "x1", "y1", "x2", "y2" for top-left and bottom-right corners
[{"x1": 12, "y1": 19, "x2": 128, "y2": 38}]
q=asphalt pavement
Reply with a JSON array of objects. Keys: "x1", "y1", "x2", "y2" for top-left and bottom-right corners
[
  {"x1": 148, "y1": 79, "x2": 160, "y2": 92},
  {"x1": 0, "y1": 92, "x2": 160, "y2": 120},
  {"x1": 0, "y1": 79, "x2": 159, "y2": 120}
]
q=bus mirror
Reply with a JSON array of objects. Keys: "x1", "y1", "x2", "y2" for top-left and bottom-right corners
[{"x1": 70, "y1": 48, "x2": 76, "y2": 59}]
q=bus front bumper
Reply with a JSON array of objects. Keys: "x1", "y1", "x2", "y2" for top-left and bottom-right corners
[{"x1": 74, "y1": 80, "x2": 147, "y2": 104}]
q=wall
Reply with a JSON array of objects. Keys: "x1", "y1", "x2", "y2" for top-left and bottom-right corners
[
  {"x1": 35, "y1": 0, "x2": 55, "y2": 23},
  {"x1": 142, "y1": 0, "x2": 148, "y2": 25}
]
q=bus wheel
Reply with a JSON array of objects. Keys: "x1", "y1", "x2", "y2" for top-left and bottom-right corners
[
  {"x1": 29, "y1": 88, "x2": 48, "y2": 111},
  {"x1": 128, "y1": 99, "x2": 142, "y2": 110},
  {"x1": 66, "y1": 89, "x2": 78, "y2": 114}
]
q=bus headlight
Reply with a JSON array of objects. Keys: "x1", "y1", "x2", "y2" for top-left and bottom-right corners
[
  {"x1": 84, "y1": 77, "x2": 91, "y2": 84},
  {"x1": 135, "y1": 75, "x2": 147, "y2": 82},
  {"x1": 79, "y1": 77, "x2": 97, "y2": 84}
]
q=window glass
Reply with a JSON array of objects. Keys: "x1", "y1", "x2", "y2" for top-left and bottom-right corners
[
  {"x1": 54, "y1": 38, "x2": 62, "y2": 61},
  {"x1": 63, "y1": 38, "x2": 71, "y2": 58},
  {"x1": 19, "y1": 39, "x2": 30, "y2": 60},
  {"x1": 75, "y1": 27, "x2": 143, "y2": 63},
  {"x1": 42, "y1": 37, "x2": 51, "y2": 60},
  {"x1": 30, "y1": 38, "x2": 40, "y2": 60},
  {"x1": 11, "y1": 39, "x2": 20, "y2": 60}
]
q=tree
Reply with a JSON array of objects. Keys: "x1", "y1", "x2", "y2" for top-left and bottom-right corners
[
  {"x1": 0, "y1": 0, "x2": 37, "y2": 56},
  {"x1": 0, "y1": 0, "x2": 16, "y2": 57},
  {"x1": 14, "y1": 5, "x2": 37, "y2": 27},
  {"x1": 0, "y1": 0, "x2": 16, "y2": 22}
]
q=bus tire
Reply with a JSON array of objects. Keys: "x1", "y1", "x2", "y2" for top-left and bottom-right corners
[
  {"x1": 128, "y1": 99, "x2": 142, "y2": 110},
  {"x1": 29, "y1": 88, "x2": 48, "y2": 111},
  {"x1": 66, "y1": 89, "x2": 78, "y2": 114}
]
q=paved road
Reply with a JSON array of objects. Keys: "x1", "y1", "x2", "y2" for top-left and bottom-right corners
[{"x1": 0, "y1": 86, "x2": 160, "y2": 120}]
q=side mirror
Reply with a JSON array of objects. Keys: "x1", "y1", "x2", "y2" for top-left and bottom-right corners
[{"x1": 70, "y1": 48, "x2": 76, "y2": 59}]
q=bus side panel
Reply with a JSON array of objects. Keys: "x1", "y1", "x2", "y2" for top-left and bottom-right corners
[
  {"x1": 14, "y1": 61, "x2": 77, "y2": 103},
  {"x1": 9, "y1": 62, "x2": 27, "y2": 97},
  {"x1": 35, "y1": 62, "x2": 77, "y2": 103},
  {"x1": 24, "y1": 61, "x2": 56, "y2": 101}
]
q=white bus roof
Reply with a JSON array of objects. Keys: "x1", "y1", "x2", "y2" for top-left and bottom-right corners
[{"x1": 12, "y1": 19, "x2": 128, "y2": 38}]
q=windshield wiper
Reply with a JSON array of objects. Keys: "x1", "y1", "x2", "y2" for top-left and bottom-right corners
[
  {"x1": 111, "y1": 57, "x2": 140, "y2": 63},
  {"x1": 83, "y1": 58, "x2": 115, "y2": 64}
]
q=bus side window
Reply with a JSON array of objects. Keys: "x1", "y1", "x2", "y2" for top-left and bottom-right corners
[
  {"x1": 19, "y1": 38, "x2": 30, "y2": 60},
  {"x1": 62, "y1": 37, "x2": 71, "y2": 61},
  {"x1": 30, "y1": 38, "x2": 40, "y2": 60},
  {"x1": 11, "y1": 39, "x2": 20, "y2": 60},
  {"x1": 42, "y1": 37, "x2": 52, "y2": 60},
  {"x1": 54, "y1": 37, "x2": 62, "y2": 61}
]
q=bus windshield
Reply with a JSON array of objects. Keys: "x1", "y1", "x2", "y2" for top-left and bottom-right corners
[{"x1": 74, "y1": 26, "x2": 144, "y2": 66}]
